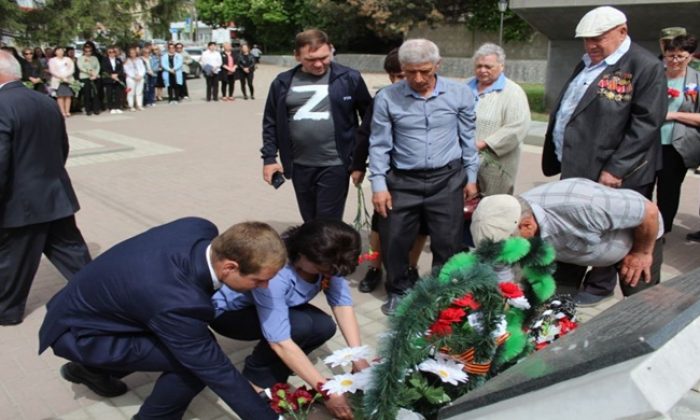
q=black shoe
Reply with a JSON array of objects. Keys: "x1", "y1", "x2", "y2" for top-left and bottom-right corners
[
  {"x1": 407, "y1": 266, "x2": 419, "y2": 286},
  {"x1": 359, "y1": 267, "x2": 382, "y2": 293},
  {"x1": 0, "y1": 317, "x2": 22, "y2": 326},
  {"x1": 243, "y1": 96, "x2": 249, "y2": 100},
  {"x1": 686, "y1": 230, "x2": 700, "y2": 242},
  {"x1": 60, "y1": 362, "x2": 128, "y2": 397},
  {"x1": 381, "y1": 293, "x2": 404, "y2": 316},
  {"x1": 251, "y1": 96, "x2": 255, "y2": 100}
]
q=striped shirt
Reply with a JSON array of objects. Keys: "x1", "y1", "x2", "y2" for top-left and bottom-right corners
[{"x1": 522, "y1": 178, "x2": 662, "y2": 267}]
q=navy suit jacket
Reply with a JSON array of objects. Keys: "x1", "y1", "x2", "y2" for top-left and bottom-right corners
[
  {"x1": 0, "y1": 80, "x2": 80, "y2": 228},
  {"x1": 542, "y1": 43, "x2": 666, "y2": 188},
  {"x1": 39, "y1": 217, "x2": 275, "y2": 419}
]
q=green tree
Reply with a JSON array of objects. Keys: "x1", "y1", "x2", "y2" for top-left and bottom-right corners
[
  {"x1": 14, "y1": 0, "x2": 187, "y2": 47},
  {"x1": 465, "y1": 0, "x2": 533, "y2": 42},
  {"x1": 1, "y1": 1, "x2": 22, "y2": 38}
]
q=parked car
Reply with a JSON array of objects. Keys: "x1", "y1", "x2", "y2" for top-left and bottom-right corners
[{"x1": 184, "y1": 46, "x2": 203, "y2": 79}]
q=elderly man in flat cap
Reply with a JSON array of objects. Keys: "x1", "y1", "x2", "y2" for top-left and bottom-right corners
[
  {"x1": 541, "y1": 6, "x2": 666, "y2": 305},
  {"x1": 471, "y1": 178, "x2": 664, "y2": 306}
]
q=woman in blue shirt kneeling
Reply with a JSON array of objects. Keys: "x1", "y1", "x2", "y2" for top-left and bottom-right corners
[{"x1": 211, "y1": 220, "x2": 369, "y2": 419}]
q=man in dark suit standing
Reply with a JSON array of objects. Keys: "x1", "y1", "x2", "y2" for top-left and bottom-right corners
[
  {"x1": 0, "y1": 50, "x2": 91, "y2": 326},
  {"x1": 541, "y1": 6, "x2": 667, "y2": 306},
  {"x1": 39, "y1": 218, "x2": 287, "y2": 419}
]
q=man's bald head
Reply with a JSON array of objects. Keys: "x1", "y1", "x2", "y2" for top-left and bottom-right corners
[{"x1": 0, "y1": 50, "x2": 22, "y2": 84}]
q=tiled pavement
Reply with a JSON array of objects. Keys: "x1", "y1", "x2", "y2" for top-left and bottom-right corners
[{"x1": 3, "y1": 64, "x2": 700, "y2": 420}]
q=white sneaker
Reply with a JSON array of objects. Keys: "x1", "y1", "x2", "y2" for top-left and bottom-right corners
[
  {"x1": 110, "y1": 109, "x2": 117, "y2": 114},
  {"x1": 116, "y1": 109, "x2": 123, "y2": 114},
  {"x1": 129, "y1": 108, "x2": 136, "y2": 112}
]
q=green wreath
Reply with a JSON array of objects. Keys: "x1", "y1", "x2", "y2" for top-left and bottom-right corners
[{"x1": 362, "y1": 237, "x2": 557, "y2": 419}]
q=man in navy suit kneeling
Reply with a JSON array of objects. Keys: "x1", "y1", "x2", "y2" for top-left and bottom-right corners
[{"x1": 39, "y1": 218, "x2": 287, "y2": 420}]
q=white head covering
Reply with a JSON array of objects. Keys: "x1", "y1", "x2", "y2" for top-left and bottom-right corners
[{"x1": 575, "y1": 6, "x2": 627, "y2": 38}]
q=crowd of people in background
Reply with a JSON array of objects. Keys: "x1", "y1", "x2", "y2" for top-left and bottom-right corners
[{"x1": 0, "y1": 39, "x2": 263, "y2": 117}]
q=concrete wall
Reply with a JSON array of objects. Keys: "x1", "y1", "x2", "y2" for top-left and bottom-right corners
[
  {"x1": 261, "y1": 55, "x2": 546, "y2": 84},
  {"x1": 406, "y1": 24, "x2": 549, "y2": 60},
  {"x1": 511, "y1": 0, "x2": 700, "y2": 109}
]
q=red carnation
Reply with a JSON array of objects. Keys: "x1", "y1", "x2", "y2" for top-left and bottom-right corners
[
  {"x1": 535, "y1": 341, "x2": 549, "y2": 351},
  {"x1": 558, "y1": 317, "x2": 578, "y2": 335},
  {"x1": 429, "y1": 319, "x2": 453, "y2": 336},
  {"x1": 269, "y1": 397, "x2": 284, "y2": 414},
  {"x1": 452, "y1": 293, "x2": 480, "y2": 310},
  {"x1": 499, "y1": 282, "x2": 523, "y2": 299},
  {"x1": 668, "y1": 87, "x2": 681, "y2": 98},
  {"x1": 293, "y1": 387, "x2": 315, "y2": 408},
  {"x1": 438, "y1": 307, "x2": 466, "y2": 324}
]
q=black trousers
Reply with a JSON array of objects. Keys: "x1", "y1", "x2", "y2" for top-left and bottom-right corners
[
  {"x1": 221, "y1": 72, "x2": 236, "y2": 97},
  {"x1": 378, "y1": 160, "x2": 465, "y2": 294},
  {"x1": 205, "y1": 74, "x2": 218, "y2": 101},
  {"x1": 104, "y1": 82, "x2": 122, "y2": 110},
  {"x1": 180, "y1": 74, "x2": 189, "y2": 98},
  {"x1": 554, "y1": 181, "x2": 658, "y2": 297},
  {"x1": 211, "y1": 304, "x2": 336, "y2": 388},
  {"x1": 291, "y1": 164, "x2": 350, "y2": 222},
  {"x1": 656, "y1": 145, "x2": 688, "y2": 233},
  {"x1": 0, "y1": 216, "x2": 91, "y2": 321},
  {"x1": 239, "y1": 70, "x2": 254, "y2": 97},
  {"x1": 80, "y1": 79, "x2": 100, "y2": 114},
  {"x1": 50, "y1": 327, "x2": 263, "y2": 419},
  {"x1": 554, "y1": 238, "x2": 664, "y2": 297}
]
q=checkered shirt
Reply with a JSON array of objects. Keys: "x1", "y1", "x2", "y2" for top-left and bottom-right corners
[{"x1": 521, "y1": 178, "x2": 660, "y2": 267}]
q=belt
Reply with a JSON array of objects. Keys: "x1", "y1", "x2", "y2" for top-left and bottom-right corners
[{"x1": 390, "y1": 158, "x2": 462, "y2": 175}]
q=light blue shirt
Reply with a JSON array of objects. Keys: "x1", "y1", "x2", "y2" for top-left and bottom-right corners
[
  {"x1": 211, "y1": 264, "x2": 352, "y2": 343},
  {"x1": 661, "y1": 77, "x2": 685, "y2": 145},
  {"x1": 467, "y1": 73, "x2": 506, "y2": 99},
  {"x1": 368, "y1": 76, "x2": 479, "y2": 192},
  {"x1": 553, "y1": 37, "x2": 632, "y2": 161}
]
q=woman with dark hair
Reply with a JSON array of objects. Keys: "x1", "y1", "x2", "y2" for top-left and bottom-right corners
[
  {"x1": 236, "y1": 44, "x2": 256, "y2": 99},
  {"x1": 76, "y1": 43, "x2": 101, "y2": 115},
  {"x1": 655, "y1": 35, "x2": 700, "y2": 237},
  {"x1": 21, "y1": 48, "x2": 47, "y2": 93},
  {"x1": 161, "y1": 43, "x2": 183, "y2": 104},
  {"x1": 211, "y1": 220, "x2": 368, "y2": 420},
  {"x1": 48, "y1": 46, "x2": 75, "y2": 117}
]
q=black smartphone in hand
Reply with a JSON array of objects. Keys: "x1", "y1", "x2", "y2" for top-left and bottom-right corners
[{"x1": 271, "y1": 171, "x2": 285, "y2": 189}]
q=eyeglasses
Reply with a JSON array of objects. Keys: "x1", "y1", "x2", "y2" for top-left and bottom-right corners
[
  {"x1": 664, "y1": 54, "x2": 690, "y2": 61},
  {"x1": 23, "y1": 52, "x2": 33, "y2": 56}
]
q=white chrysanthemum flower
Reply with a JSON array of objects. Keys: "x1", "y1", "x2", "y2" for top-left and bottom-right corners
[
  {"x1": 507, "y1": 296, "x2": 531, "y2": 310},
  {"x1": 397, "y1": 408, "x2": 427, "y2": 419},
  {"x1": 349, "y1": 368, "x2": 374, "y2": 391},
  {"x1": 467, "y1": 312, "x2": 484, "y2": 333},
  {"x1": 417, "y1": 357, "x2": 468, "y2": 386},
  {"x1": 491, "y1": 315, "x2": 508, "y2": 338},
  {"x1": 322, "y1": 373, "x2": 362, "y2": 395},
  {"x1": 323, "y1": 345, "x2": 372, "y2": 367}
]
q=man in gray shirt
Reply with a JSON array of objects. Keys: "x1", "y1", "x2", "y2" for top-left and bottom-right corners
[
  {"x1": 261, "y1": 29, "x2": 371, "y2": 221},
  {"x1": 470, "y1": 178, "x2": 664, "y2": 305},
  {"x1": 369, "y1": 39, "x2": 479, "y2": 315}
]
